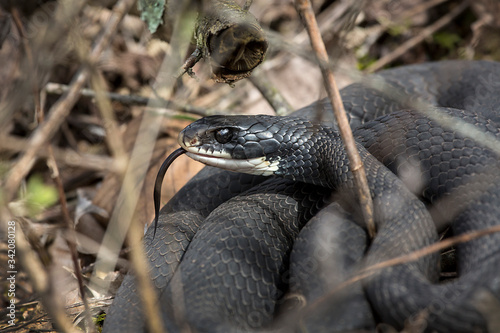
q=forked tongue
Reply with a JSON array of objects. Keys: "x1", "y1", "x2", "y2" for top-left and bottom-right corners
[{"x1": 153, "y1": 148, "x2": 186, "y2": 238}]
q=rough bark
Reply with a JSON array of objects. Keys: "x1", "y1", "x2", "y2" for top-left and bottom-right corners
[
  {"x1": 138, "y1": 0, "x2": 268, "y2": 83},
  {"x1": 195, "y1": 0, "x2": 268, "y2": 83}
]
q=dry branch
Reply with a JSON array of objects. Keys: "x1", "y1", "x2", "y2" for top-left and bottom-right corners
[
  {"x1": 90, "y1": 4, "x2": 200, "y2": 333},
  {"x1": 2, "y1": 0, "x2": 135, "y2": 203},
  {"x1": 294, "y1": 0, "x2": 376, "y2": 238},
  {"x1": 89, "y1": 70, "x2": 128, "y2": 168},
  {"x1": 302, "y1": 223, "x2": 500, "y2": 321},
  {"x1": 44, "y1": 82, "x2": 217, "y2": 116},
  {"x1": 194, "y1": 0, "x2": 268, "y2": 83},
  {"x1": 366, "y1": 1, "x2": 469, "y2": 73},
  {"x1": 0, "y1": 134, "x2": 119, "y2": 172},
  {"x1": 248, "y1": 68, "x2": 293, "y2": 115},
  {"x1": 15, "y1": 10, "x2": 95, "y2": 327},
  {"x1": 0, "y1": 214, "x2": 80, "y2": 333},
  {"x1": 1, "y1": 0, "x2": 136, "y2": 332},
  {"x1": 47, "y1": 150, "x2": 96, "y2": 333}
]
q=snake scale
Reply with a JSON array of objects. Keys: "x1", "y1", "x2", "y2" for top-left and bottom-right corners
[{"x1": 103, "y1": 60, "x2": 500, "y2": 332}]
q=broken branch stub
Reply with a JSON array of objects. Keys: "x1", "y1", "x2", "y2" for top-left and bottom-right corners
[{"x1": 196, "y1": 0, "x2": 268, "y2": 83}]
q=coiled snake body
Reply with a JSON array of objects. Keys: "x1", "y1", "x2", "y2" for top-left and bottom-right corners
[{"x1": 103, "y1": 61, "x2": 500, "y2": 332}]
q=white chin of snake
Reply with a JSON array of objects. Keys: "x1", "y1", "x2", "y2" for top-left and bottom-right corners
[{"x1": 185, "y1": 152, "x2": 280, "y2": 176}]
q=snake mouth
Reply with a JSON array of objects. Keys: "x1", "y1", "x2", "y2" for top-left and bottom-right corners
[
  {"x1": 178, "y1": 117, "x2": 282, "y2": 176},
  {"x1": 185, "y1": 151, "x2": 279, "y2": 176}
]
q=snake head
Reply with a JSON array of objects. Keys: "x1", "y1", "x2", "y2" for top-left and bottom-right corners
[
  {"x1": 179, "y1": 115, "x2": 329, "y2": 182},
  {"x1": 179, "y1": 115, "x2": 280, "y2": 176}
]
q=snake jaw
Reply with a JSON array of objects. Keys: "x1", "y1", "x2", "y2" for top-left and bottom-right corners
[
  {"x1": 179, "y1": 123, "x2": 281, "y2": 176},
  {"x1": 184, "y1": 151, "x2": 280, "y2": 176},
  {"x1": 178, "y1": 115, "x2": 324, "y2": 177}
]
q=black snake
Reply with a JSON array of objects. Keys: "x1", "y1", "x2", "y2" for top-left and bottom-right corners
[{"x1": 103, "y1": 60, "x2": 500, "y2": 332}]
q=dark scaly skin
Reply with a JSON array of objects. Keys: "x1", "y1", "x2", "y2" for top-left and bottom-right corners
[
  {"x1": 103, "y1": 210, "x2": 203, "y2": 332},
  {"x1": 102, "y1": 167, "x2": 266, "y2": 332},
  {"x1": 285, "y1": 63, "x2": 500, "y2": 331},
  {"x1": 174, "y1": 112, "x2": 500, "y2": 333},
  {"x1": 104, "y1": 61, "x2": 500, "y2": 333},
  {"x1": 354, "y1": 108, "x2": 500, "y2": 204},
  {"x1": 170, "y1": 62, "x2": 500, "y2": 332},
  {"x1": 353, "y1": 108, "x2": 500, "y2": 331},
  {"x1": 159, "y1": 178, "x2": 332, "y2": 332},
  {"x1": 287, "y1": 203, "x2": 375, "y2": 332},
  {"x1": 178, "y1": 115, "x2": 440, "y2": 332},
  {"x1": 297, "y1": 60, "x2": 500, "y2": 129}
]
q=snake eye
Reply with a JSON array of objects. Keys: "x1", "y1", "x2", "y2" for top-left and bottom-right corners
[{"x1": 214, "y1": 128, "x2": 234, "y2": 144}]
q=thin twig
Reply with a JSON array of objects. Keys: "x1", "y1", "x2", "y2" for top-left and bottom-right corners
[
  {"x1": 44, "y1": 82, "x2": 217, "y2": 116},
  {"x1": 303, "y1": 223, "x2": 500, "y2": 317},
  {"x1": 294, "y1": 0, "x2": 376, "y2": 238},
  {"x1": 2, "y1": 0, "x2": 136, "y2": 202},
  {"x1": 399, "y1": 0, "x2": 449, "y2": 22},
  {"x1": 66, "y1": 296, "x2": 114, "y2": 310},
  {"x1": 10, "y1": 7, "x2": 42, "y2": 120},
  {"x1": 293, "y1": 0, "x2": 363, "y2": 46},
  {"x1": 366, "y1": 1, "x2": 468, "y2": 73},
  {"x1": 0, "y1": 214, "x2": 79, "y2": 333},
  {"x1": 176, "y1": 48, "x2": 202, "y2": 78},
  {"x1": 2, "y1": 2, "x2": 96, "y2": 332},
  {"x1": 42, "y1": 67, "x2": 95, "y2": 333},
  {"x1": 15, "y1": 12, "x2": 95, "y2": 329},
  {"x1": 1, "y1": 0, "x2": 136, "y2": 331},
  {"x1": 243, "y1": 0, "x2": 253, "y2": 11},
  {"x1": 248, "y1": 68, "x2": 293, "y2": 116},
  {"x1": 47, "y1": 152, "x2": 96, "y2": 333},
  {"x1": 89, "y1": 2, "x2": 181, "y2": 332},
  {"x1": 89, "y1": 70, "x2": 128, "y2": 169},
  {"x1": 363, "y1": 226, "x2": 500, "y2": 275},
  {"x1": 0, "y1": 314, "x2": 48, "y2": 333},
  {"x1": 0, "y1": 134, "x2": 119, "y2": 172},
  {"x1": 90, "y1": 4, "x2": 200, "y2": 333}
]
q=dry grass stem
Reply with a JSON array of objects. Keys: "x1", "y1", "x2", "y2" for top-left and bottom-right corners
[
  {"x1": 22, "y1": 18, "x2": 96, "y2": 328},
  {"x1": 0, "y1": 213, "x2": 79, "y2": 333},
  {"x1": 294, "y1": 0, "x2": 376, "y2": 238},
  {"x1": 2, "y1": 0, "x2": 137, "y2": 331},
  {"x1": 0, "y1": 134, "x2": 119, "y2": 172},
  {"x1": 366, "y1": 1, "x2": 469, "y2": 73},
  {"x1": 400, "y1": 0, "x2": 450, "y2": 20},
  {"x1": 2, "y1": 0, "x2": 135, "y2": 203},
  {"x1": 89, "y1": 70, "x2": 128, "y2": 165},
  {"x1": 362, "y1": 225, "x2": 500, "y2": 275},
  {"x1": 248, "y1": 69, "x2": 293, "y2": 115},
  {"x1": 44, "y1": 82, "x2": 215, "y2": 116},
  {"x1": 90, "y1": 5, "x2": 200, "y2": 333},
  {"x1": 47, "y1": 150, "x2": 96, "y2": 333},
  {"x1": 304, "y1": 223, "x2": 500, "y2": 319},
  {"x1": 0, "y1": 315, "x2": 49, "y2": 333},
  {"x1": 293, "y1": 0, "x2": 363, "y2": 46}
]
